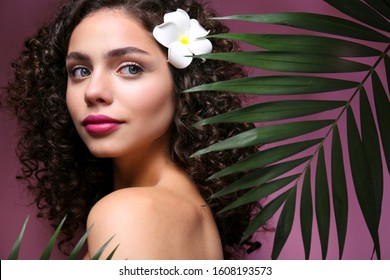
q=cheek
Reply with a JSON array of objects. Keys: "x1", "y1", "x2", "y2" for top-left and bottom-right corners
[{"x1": 125, "y1": 79, "x2": 174, "y2": 117}]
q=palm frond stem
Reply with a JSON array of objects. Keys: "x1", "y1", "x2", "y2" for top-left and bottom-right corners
[{"x1": 282, "y1": 43, "x2": 389, "y2": 193}]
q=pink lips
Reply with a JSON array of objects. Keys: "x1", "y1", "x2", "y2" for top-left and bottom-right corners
[{"x1": 82, "y1": 114, "x2": 123, "y2": 134}]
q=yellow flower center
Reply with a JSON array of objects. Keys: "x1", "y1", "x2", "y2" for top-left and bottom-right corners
[{"x1": 180, "y1": 36, "x2": 189, "y2": 45}]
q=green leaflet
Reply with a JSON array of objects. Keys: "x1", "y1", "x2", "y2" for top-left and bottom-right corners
[
  {"x1": 195, "y1": 100, "x2": 346, "y2": 126},
  {"x1": 195, "y1": 52, "x2": 369, "y2": 73},
  {"x1": 347, "y1": 107, "x2": 381, "y2": 259},
  {"x1": 363, "y1": 0, "x2": 390, "y2": 19},
  {"x1": 300, "y1": 167, "x2": 313, "y2": 260},
  {"x1": 360, "y1": 87, "x2": 383, "y2": 237},
  {"x1": 40, "y1": 217, "x2": 67, "y2": 260},
  {"x1": 324, "y1": 0, "x2": 390, "y2": 32},
  {"x1": 386, "y1": 55, "x2": 390, "y2": 93},
  {"x1": 331, "y1": 125, "x2": 348, "y2": 260},
  {"x1": 272, "y1": 186, "x2": 297, "y2": 260},
  {"x1": 106, "y1": 245, "x2": 120, "y2": 260},
  {"x1": 90, "y1": 235, "x2": 116, "y2": 260},
  {"x1": 207, "y1": 33, "x2": 381, "y2": 57},
  {"x1": 372, "y1": 70, "x2": 390, "y2": 174},
  {"x1": 315, "y1": 146, "x2": 331, "y2": 260},
  {"x1": 192, "y1": 120, "x2": 333, "y2": 157},
  {"x1": 184, "y1": 76, "x2": 359, "y2": 95},
  {"x1": 208, "y1": 139, "x2": 321, "y2": 180},
  {"x1": 67, "y1": 225, "x2": 93, "y2": 260},
  {"x1": 212, "y1": 157, "x2": 309, "y2": 198},
  {"x1": 218, "y1": 174, "x2": 299, "y2": 213},
  {"x1": 241, "y1": 189, "x2": 291, "y2": 242},
  {"x1": 213, "y1": 13, "x2": 389, "y2": 42},
  {"x1": 8, "y1": 216, "x2": 29, "y2": 260}
]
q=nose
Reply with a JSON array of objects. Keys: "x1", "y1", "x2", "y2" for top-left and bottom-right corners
[{"x1": 84, "y1": 70, "x2": 113, "y2": 106}]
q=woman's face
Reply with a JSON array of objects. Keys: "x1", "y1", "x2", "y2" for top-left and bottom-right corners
[{"x1": 66, "y1": 9, "x2": 174, "y2": 159}]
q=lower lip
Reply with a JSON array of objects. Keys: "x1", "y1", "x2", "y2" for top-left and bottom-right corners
[{"x1": 84, "y1": 123, "x2": 121, "y2": 134}]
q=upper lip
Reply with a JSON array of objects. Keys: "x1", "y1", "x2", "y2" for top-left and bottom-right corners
[{"x1": 82, "y1": 114, "x2": 123, "y2": 125}]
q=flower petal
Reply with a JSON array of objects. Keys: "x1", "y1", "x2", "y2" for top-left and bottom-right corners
[
  {"x1": 164, "y1": 9, "x2": 190, "y2": 36},
  {"x1": 188, "y1": 19, "x2": 209, "y2": 42},
  {"x1": 187, "y1": 39, "x2": 213, "y2": 55},
  {"x1": 152, "y1": 22, "x2": 180, "y2": 48},
  {"x1": 168, "y1": 42, "x2": 193, "y2": 69}
]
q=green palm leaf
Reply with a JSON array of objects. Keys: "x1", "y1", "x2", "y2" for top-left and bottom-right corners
[
  {"x1": 241, "y1": 189, "x2": 292, "y2": 242},
  {"x1": 363, "y1": 0, "x2": 390, "y2": 19},
  {"x1": 214, "y1": 13, "x2": 389, "y2": 42},
  {"x1": 67, "y1": 225, "x2": 93, "y2": 260},
  {"x1": 212, "y1": 157, "x2": 309, "y2": 198},
  {"x1": 185, "y1": 76, "x2": 359, "y2": 95},
  {"x1": 105, "y1": 244, "x2": 120, "y2": 260},
  {"x1": 40, "y1": 216, "x2": 67, "y2": 260},
  {"x1": 300, "y1": 167, "x2": 313, "y2": 260},
  {"x1": 90, "y1": 235, "x2": 116, "y2": 260},
  {"x1": 208, "y1": 139, "x2": 321, "y2": 180},
  {"x1": 315, "y1": 146, "x2": 331, "y2": 260},
  {"x1": 207, "y1": 33, "x2": 381, "y2": 56},
  {"x1": 324, "y1": 0, "x2": 390, "y2": 32},
  {"x1": 195, "y1": 100, "x2": 345, "y2": 125},
  {"x1": 360, "y1": 87, "x2": 383, "y2": 225},
  {"x1": 347, "y1": 107, "x2": 382, "y2": 259},
  {"x1": 386, "y1": 55, "x2": 390, "y2": 93},
  {"x1": 272, "y1": 186, "x2": 297, "y2": 260},
  {"x1": 331, "y1": 125, "x2": 348, "y2": 259},
  {"x1": 192, "y1": 120, "x2": 333, "y2": 157},
  {"x1": 218, "y1": 174, "x2": 300, "y2": 213},
  {"x1": 7, "y1": 216, "x2": 29, "y2": 260},
  {"x1": 190, "y1": 0, "x2": 390, "y2": 260},
  {"x1": 195, "y1": 52, "x2": 370, "y2": 73},
  {"x1": 372, "y1": 70, "x2": 390, "y2": 173},
  {"x1": 7, "y1": 216, "x2": 118, "y2": 260}
]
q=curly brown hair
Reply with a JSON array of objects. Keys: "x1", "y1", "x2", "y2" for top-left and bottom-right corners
[{"x1": 3, "y1": 0, "x2": 261, "y2": 259}]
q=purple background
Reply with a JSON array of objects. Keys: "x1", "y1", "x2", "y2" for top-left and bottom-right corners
[{"x1": 1, "y1": 0, "x2": 389, "y2": 259}]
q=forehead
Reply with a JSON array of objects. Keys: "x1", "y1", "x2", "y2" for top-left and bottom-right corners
[{"x1": 68, "y1": 9, "x2": 158, "y2": 54}]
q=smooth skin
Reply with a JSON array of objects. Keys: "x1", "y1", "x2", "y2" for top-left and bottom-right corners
[{"x1": 65, "y1": 8, "x2": 223, "y2": 259}]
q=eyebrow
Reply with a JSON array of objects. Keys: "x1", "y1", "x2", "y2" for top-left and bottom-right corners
[
  {"x1": 66, "y1": 46, "x2": 150, "y2": 62},
  {"x1": 106, "y1": 46, "x2": 149, "y2": 58},
  {"x1": 66, "y1": 52, "x2": 89, "y2": 62}
]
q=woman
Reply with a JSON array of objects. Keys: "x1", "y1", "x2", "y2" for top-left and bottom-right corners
[{"x1": 3, "y1": 0, "x2": 260, "y2": 259}]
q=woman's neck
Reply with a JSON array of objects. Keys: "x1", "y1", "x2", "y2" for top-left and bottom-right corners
[{"x1": 112, "y1": 134, "x2": 172, "y2": 190}]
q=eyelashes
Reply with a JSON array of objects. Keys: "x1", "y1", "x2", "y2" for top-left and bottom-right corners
[
  {"x1": 116, "y1": 62, "x2": 144, "y2": 76},
  {"x1": 67, "y1": 62, "x2": 144, "y2": 81},
  {"x1": 68, "y1": 66, "x2": 92, "y2": 80}
]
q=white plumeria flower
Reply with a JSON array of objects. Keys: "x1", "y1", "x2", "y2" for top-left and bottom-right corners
[{"x1": 153, "y1": 8, "x2": 212, "y2": 69}]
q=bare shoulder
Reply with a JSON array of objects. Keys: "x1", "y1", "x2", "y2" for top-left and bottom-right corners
[{"x1": 86, "y1": 186, "x2": 223, "y2": 259}]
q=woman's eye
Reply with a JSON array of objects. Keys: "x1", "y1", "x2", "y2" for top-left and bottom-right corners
[
  {"x1": 70, "y1": 66, "x2": 91, "y2": 79},
  {"x1": 117, "y1": 63, "x2": 143, "y2": 76}
]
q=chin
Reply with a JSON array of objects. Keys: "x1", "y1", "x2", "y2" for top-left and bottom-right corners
[
  {"x1": 90, "y1": 151, "x2": 113, "y2": 158},
  {"x1": 87, "y1": 146, "x2": 119, "y2": 158},
  {"x1": 84, "y1": 140, "x2": 125, "y2": 158}
]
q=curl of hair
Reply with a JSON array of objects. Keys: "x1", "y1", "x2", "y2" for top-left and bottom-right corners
[{"x1": 3, "y1": 0, "x2": 261, "y2": 259}]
